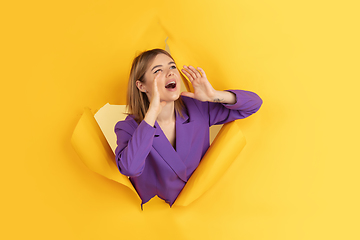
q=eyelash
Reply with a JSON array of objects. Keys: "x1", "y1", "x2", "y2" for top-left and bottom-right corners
[{"x1": 154, "y1": 65, "x2": 176, "y2": 74}]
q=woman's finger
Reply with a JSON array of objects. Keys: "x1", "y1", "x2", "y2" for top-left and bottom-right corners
[
  {"x1": 154, "y1": 71, "x2": 162, "y2": 81},
  {"x1": 183, "y1": 65, "x2": 197, "y2": 80},
  {"x1": 153, "y1": 72, "x2": 161, "y2": 94},
  {"x1": 188, "y1": 65, "x2": 202, "y2": 78},
  {"x1": 181, "y1": 91, "x2": 195, "y2": 98},
  {"x1": 197, "y1": 67, "x2": 207, "y2": 78},
  {"x1": 181, "y1": 68, "x2": 194, "y2": 82},
  {"x1": 185, "y1": 65, "x2": 198, "y2": 79}
]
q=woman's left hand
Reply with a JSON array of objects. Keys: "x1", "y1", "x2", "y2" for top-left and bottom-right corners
[{"x1": 181, "y1": 65, "x2": 216, "y2": 102}]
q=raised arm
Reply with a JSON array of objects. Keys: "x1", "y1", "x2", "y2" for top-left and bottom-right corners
[
  {"x1": 114, "y1": 118, "x2": 156, "y2": 177},
  {"x1": 116, "y1": 71, "x2": 171, "y2": 176},
  {"x1": 180, "y1": 65, "x2": 263, "y2": 126},
  {"x1": 207, "y1": 89, "x2": 262, "y2": 125}
]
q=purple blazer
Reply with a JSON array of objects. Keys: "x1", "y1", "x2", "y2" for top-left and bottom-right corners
[{"x1": 114, "y1": 90, "x2": 262, "y2": 207}]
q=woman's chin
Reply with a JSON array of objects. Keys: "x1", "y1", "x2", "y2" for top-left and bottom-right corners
[
  {"x1": 166, "y1": 95, "x2": 180, "y2": 102},
  {"x1": 163, "y1": 90, "x2": 181, "y2": 102}
]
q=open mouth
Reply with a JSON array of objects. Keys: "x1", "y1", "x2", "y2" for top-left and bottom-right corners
[{"x1": 165, "y1": 81, "x2": 176, "y2": 89}]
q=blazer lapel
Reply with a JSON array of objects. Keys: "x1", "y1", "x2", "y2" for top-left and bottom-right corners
[
  {"x1": 152, "y1": 121, "x2": 188, "y2": 182},
  {"x1": 175, "y1": 110, "x2": 195, "y2": 164}
]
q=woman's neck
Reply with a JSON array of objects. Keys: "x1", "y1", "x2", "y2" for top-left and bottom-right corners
[{"x1": 157, "y1": 101, "x2": 175, "y2": 124}]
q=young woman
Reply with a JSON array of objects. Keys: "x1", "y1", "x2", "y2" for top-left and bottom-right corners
[{"x1": 114, "y1": 49, "x2": 262, "y2": 208}]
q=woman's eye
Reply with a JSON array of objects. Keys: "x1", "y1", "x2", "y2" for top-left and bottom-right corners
[{"x1": 154, "y1": 66, "x2": 175, "y2": 74}]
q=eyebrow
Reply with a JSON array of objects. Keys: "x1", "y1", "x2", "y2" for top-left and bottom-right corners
[{"x1": 151, "y1": 61, "x2": 176, "y2": 72}]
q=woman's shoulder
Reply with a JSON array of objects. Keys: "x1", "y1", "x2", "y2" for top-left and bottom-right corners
[{"x1": 114, "y1": 114, "x2": 138, "y2": 132}]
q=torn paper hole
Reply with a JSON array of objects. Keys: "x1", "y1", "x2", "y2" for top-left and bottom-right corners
[
  {"x1": 72, "y1": 104, "x2": 245, "y2": 206},
  {"x1": 94, "y1": 104, "x2": 128, "y2": 153}
]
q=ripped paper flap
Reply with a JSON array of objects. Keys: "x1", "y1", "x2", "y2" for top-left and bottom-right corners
[{"x1": 71, "y1": 107, "x2": 138, "y2": 195}]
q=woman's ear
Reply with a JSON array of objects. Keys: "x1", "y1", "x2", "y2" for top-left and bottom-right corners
[{"x1": 136, "y1": 80, "x2": 147, "y2": 93}]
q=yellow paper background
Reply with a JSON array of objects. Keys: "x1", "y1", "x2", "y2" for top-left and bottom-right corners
[{"x1": 1, "y1": 0, "x2": 359, "y2": 239}]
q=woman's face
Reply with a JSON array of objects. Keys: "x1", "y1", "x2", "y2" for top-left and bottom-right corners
[{"x1": 137, "y1": 53, "x2": 181, "y2": 102}]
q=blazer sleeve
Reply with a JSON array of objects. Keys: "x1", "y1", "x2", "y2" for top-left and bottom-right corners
[
  {"x1": 114, "y1": 117, "x2": 156, "y2": 177},
  {"x1": 205, "y1": 89, "x2": 263, "y2": 126}
]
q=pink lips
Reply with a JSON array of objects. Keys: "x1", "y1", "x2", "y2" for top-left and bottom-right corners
[
  {"x1": 165, "y1": 79, "x2": 176, "y2": 85},
  {"x1": 165, "y1": 79, "x2": 177, "y2": 90}
]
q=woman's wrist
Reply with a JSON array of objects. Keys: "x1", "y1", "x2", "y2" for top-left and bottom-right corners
[
  {"x1": 211, "y1": 90, "x2": 236, "y2": 104},
  {"x1": 144, "y1": 107, "x2": 157, "y2": 127}
]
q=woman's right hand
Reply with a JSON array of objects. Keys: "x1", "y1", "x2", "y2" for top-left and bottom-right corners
[{"x1": 144, "y1": 72, "x2": 166, "y2": 126}]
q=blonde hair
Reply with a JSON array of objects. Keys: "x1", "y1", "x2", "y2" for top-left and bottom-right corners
[{"x1": 126, "y1": 49, "x2": 184, "y2": 123}]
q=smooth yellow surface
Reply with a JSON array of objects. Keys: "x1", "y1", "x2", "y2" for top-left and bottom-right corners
[
  {"x1": 1, "y1": 0, "x2": 360, "y2": 239},
  {"x1": 175, "y1": 120, "x2": 246, "y2": 206}
]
